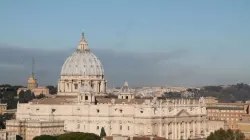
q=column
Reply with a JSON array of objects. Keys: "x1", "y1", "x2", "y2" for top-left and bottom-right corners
[
  {"x1": 166, "y1": 123, "x2": 169, "y2": 139},
  {"x1": 58, "y1": 80, "x2": 60, "y2": 92},
  {"x1": 187, "y1": 122, "x2": 190, "y2": 139},
  {"x1": 178, "y1": 122, "x2": 181, "y2": 139},
  {"x1": 159, "y1": 123, "x2": 162, "y2": 137},
  {"x1": 175, "y1": 123, "x2": 177, "y2": 139},
  {"x1": 63, "y1": 82, "x2": 65, "y2": 92},
  {"x1": 97, "y1": 81, "x2": 100, "y2": 93},
  {"x1": 70, "y1": 81, "x2": 72, "y2": 92},
  {"x1": 100, "y1": 81, "x2": 104, "y2": 93},
  {"x1": 184, "y1": 122, "x2": 186, "y2": 139},
  {"x1": 93, "y1": 81, "x2": 96, "y2": 93},
  {"x1": 171, "y1": 123, "x2": 174, "y2": 140},
  {"x1": 198, "y1": 121, "x2": 201, "y2": 136},
  {"x1": 193, "y1": 121, "x2": 195, "y2": 137}
]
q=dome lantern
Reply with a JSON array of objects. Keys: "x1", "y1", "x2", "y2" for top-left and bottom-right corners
[{"x1": 77, "y1": 32, "x2": 89, "y2": 52}]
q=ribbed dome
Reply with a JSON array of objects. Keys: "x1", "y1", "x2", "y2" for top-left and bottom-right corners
[{"x1": 60, "y1": 33, "x2": 104, "y2": 76}]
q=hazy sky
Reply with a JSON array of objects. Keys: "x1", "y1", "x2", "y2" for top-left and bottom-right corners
[{"x1": 0, "y1": 0, "x2": 250, "y2": 87}]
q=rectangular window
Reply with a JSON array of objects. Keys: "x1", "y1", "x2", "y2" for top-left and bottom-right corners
[
  {"x1": 120, "y1": 125, "x2": 122, "y2": 130},
  {"x1": 85, "y1": 96, "x2": 88, "y2": 100},
  {"x1": 128, "y1": 126, "x2": 130, "y2": 130},
  {"x1": 97, "y1": 126, "x2": 99, "y2": 130},
  {"x1": 74, "y1": 84, "x2": 78, "y2": 90}
]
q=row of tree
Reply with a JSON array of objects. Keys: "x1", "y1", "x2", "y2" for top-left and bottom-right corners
[
  {"x1": 33, "y1": 132, "x2": 102, "y2": 140},
  {"x1": 0, "y1": 84, "x2": 57, "y2": 109},
  {"x1": 207, "y1": 128, "x2": 245, "y2": 140}
]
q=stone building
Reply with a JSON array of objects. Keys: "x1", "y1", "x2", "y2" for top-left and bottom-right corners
[
  {"x1": 9, "y1": 33, "x2": 208, "y2": 140},
  {"x1": 0, "y1": 129, "x2": 17, "y2": 140},
  {"x1": 6, "y1": 120, "x2": 64, "y2": 140},
  {"x1": 17, "y1": 74, "x2": 49, "y2": 96},
  {"x1": 0, "y1": 103, "x2": 7, "y2": 114},
  {"x1": 207, "y1": 120, "x2": 227, "y2": 135},
  {"x1": 206, "y1": 103, "x2": 248, "y2": 130},
  {"x1": 104, "y1": 135, "x2": 167, "y2": 140}
]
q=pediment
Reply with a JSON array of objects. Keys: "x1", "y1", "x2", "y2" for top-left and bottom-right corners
[{"x1": 175, "y1": 109, "x2": 191, "y2": 117}]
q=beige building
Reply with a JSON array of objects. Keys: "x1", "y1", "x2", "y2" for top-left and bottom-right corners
[
  {"x1": 0, "y1": 129, "x2": 17, "y2": 140},
  {"x1": 104, "y1": 135, "x2": 167, "y2": 140},
  {"x1": 206, "y1": 103, "x2": 247, "y2": 130},
  {"x1": 0, "y1": 104, "x2": 7, "y2": 114},
  {"x1": 17, "y1": 75, "x2": 49, "y2": 96},
  {"x1": 207, "y1": 120, "x2": 227, "y2": 135},
  {"x1": 238, "y1": 121, "x2": 250, "y2": 139},
  {"x1": 9, "y1": 32, "x2": 210, "y2": 140},
  {"x1": 14, "y1": 86, "x2": 207, "y2": 140},
  {"x1": 6, "y1": 120, "x2": 64, "y2": 140},
  {"x1": 204, "y1": 97, "x2": 218, "y2": 104}
]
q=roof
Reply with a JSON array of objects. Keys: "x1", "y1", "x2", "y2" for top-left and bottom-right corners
[
  {"x1": 30, "y1": 96, "x2": 77, "y2": 104},
  {"x1": 207, "y1": 106, "x2": 244, "y2": 110}
]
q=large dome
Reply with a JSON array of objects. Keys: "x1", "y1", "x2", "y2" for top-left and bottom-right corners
[{"x1": 60, "y1": 33, "x2": 104, "y2": 76}]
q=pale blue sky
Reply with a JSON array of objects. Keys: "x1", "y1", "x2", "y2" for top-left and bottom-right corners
[{"x1": 0, "y1": 0, "x2": 250, "y2": 86}]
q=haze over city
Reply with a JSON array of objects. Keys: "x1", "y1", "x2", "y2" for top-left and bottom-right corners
[{"x1": 0, "y1": 0, "x2": 250, "y2": 87}]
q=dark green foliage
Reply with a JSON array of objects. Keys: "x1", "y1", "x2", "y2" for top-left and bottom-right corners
[
  {"x1": 100, "y1": 127, "x2": 106, "y2": 138},
  {"x1": 19, "y1": 90, "x2": 33, "y2": 103},
  {"x1": 33, "y1": 135, "x2": 57, "y2": 140},
  {"x1": 57, "y1": 132, "x2": 100, "y2": 140},
  {"x1": 19, "y1": 90, "x2": 25, "y2": 98},
  {"x1": 2, "y1": 90, "x2": 18, "y2": 109},
  {"x1": 16, "y1": 135, "x2": 23, "y2": 140},
  {"x1": 0, "y1": 84, "x2": 11, "y2": 88},
  {"x1": 207, "y1": 128, "x2": 245, "y2": 140},
  {"x1": 164, "y1": 92, "x2": 182, "y2": 98},
  {"x1": 35, "y1": 93, "x2": 45, "y2": 99},
  {"x1": 180, "y1": 83, "x2": 250, "y2": 102},
  {"x1": 0, "y1": 113, "x2": 15, "y2": 129},
  {"x1": 46, "y1": 85, "x2": 57, "y2": 94}
]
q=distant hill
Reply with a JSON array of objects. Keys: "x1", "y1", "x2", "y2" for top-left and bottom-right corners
[{"x1": 198, "y1": 83, "x2": 250, "y2": 103}]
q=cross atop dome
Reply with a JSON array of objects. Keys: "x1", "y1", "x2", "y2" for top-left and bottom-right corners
[{"x1": 77, "y1": 32, "x2": 89, "y2": 52}]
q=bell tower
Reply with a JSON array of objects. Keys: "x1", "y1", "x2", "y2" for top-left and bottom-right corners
[{"x1": 27, "y1": 57, "x2": 38, "y2": 89}]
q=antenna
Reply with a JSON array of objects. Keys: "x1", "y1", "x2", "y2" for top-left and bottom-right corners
[{"x1": 32, "y1": 57, "x2": 35, "y2": 77}]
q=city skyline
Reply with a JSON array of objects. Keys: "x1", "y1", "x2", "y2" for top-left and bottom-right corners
[{"x1": 0, "y1": 0, "x2": 250, "y2": 87}]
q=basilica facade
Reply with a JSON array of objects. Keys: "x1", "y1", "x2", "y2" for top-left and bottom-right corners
[{"x1": 7, "y1": 33, "x2": 208, "y2": 140}]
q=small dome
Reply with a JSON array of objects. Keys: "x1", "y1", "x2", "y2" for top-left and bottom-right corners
[
  {"x1": 120, "y1": 81, "x2": 131, "y2": 93},
  {"x1": 60, "y1": 33, "x2": 104, "y2": 76}
]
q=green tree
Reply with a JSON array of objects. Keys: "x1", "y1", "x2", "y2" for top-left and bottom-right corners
[
  {"x1": 19, "y1": 90, "x2": 25, "y2": 98},
  {"x1": 235, "y1": 130, "x2": 245, "y2": 140},
  {"x1": 100, "y1": 127, "x2": 106, "y2": 138},
  {"x1": 46, "y1": 85, "x2": 57, "y2": 94},
  {"x1": 33, "y1": 135, "x2": 57, "y2": 140},
  {"x1": 57, "y1": 132, "x2": 100, "y2": 140},
  {"x1": 207, "y1": 128, "x2": 245, "y2": 140},
  {"x1": 35, "y1": 93, "x2": 45, "y2": 99}
]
